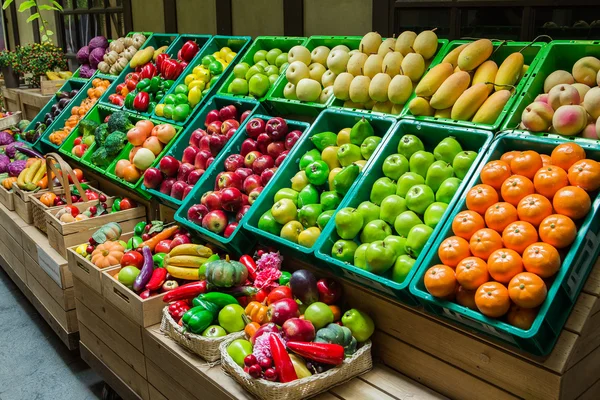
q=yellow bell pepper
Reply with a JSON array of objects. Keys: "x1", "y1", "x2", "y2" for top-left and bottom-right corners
[
  {"x1": 184, "y1": 74, "x2": 196, "y2": 86},
  {"x1": 188, "y1": 80, "x2": 206, "y2": 91},
  {"x1": 154, "y1": 103, "x2": 165, "y2": 117}
]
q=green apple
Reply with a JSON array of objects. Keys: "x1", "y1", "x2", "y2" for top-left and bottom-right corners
[
  {"x1": 264, "y1": 65, "x2": 279, "y2": 76},
  {"x1": 266, "y1": 48, "x2": 283, "y2": 65},
  {"x1": 370, "y1": 177, "x2": 397, "y2": 206},
  {"x1": 354, "y1": 243, "x2": 369, "y2": 269},
  {"x1": 249, "y1": 73, "x2": 270, "y2": 97},
  {"x1": 337, "y1": 144, "x2": 363, "y2": 167},
  {"x1": 392, "y1": 255, "x2": 416, "y2": 283},
  {"x1": 275, "y1": 52, "x2": 289, "y2": 67},
  {"x1": 380, "y1": 195, "x2": 407, "y2": 225},
  {"x1": 253, "y1": 49, "x2": 268, "y2": 63},
  {"x1": 274, "y1": 188, "x2": 299, "y2": 205},
  {"x1": 384, "y1": 235, "x2": 407, "y2": 258},
  {"x1": 405, "y1": 224, "x2": 434, "y2": 258},
  {"x1": 356, "y1": 201, "x2": 380, "y2": 228},
  {"x1": 317, "y1": 210, "x2": 335, "y2": 230},
  {"x1": 299, "y1": 149, "x2": 322, "y2": 170},
  {"x1": 258, "y1": 210, "x2": 283, "y2": 235},
  {"x1": 245, "y1": 64, "x2": 265, "y2": 80},
  {"x1": 280, "y1": 62, "x2": 289, "y2": 71},
  {"x1": 218, "y1": 304, "x2": 246, "y2": 333},
  {"x1": 424, "y1": 202, "x2": 448, "y2": 228},
  {"x1": 360, "y1": 219, "x2": 392, "y2": 243},
  {"x1": 365, "y1": 240, "x2": 396, "y2": 274},
  {"x1": 298, "y1": 204, "x2": 323, "y2": 228},
  {"x1": 409, "y1": 150, "x2": 435, "y2": 178},
  {"x1": 394, "y1": 211, "x2": 423, "y2": 237},
  {"x1": 227, "y1": 339, "x2": 253, "y2": 367},
  {"x1": 396, "y1": 172, "x2": 425, "y2": 197},
  {"x1": 269, "y1": 75, "x2": 279, "y2": 85},
  {"x1": 436, "y1": 177, "x2": 462, "y2": 204},
  {"x1": 382, "y1": 153, "x2": 409, "y2": 180},
  {"x1": 335, "y1": 207, "x2": 363, "y2": 240},
  {"x1": 434, "y1": 136, "x2": 463, "y2": 164},
  {"x1": 202, "y1": 325, "x2": 227, "y2": 338},
  {"x1": 331, "y1": 239, "x2": 358, "y2": 263},
  {"x1": 291, "y1": 170, "x2": 309, "y2": 191},
  {"x1": 453, "y1": 150, "x2": 478, "y2": 179},
  {"x1": 256, "y1": 60, "x2": 270, "y2": 69},
  {"x1": 360, "y1": 136, "x2": 382, "y2": 160},
  {"x1": 320, "y1": 191, "x2": 342, "y2": 211},
  {"x1": 271, "y1": 198, "x2": 298, "y2": 224},
  {"x1": 280, "y1": 220, "x2": 304, "y2": 243},
  {"x1": 405, "y1": 184, "x2": 435, "y2": 215},
  {"x1": 228, "y1": 78, "x2": 249, "y2": 95},
  {"x1": 425, "y1": 160, "x2": 454, "y2": 192},
  {"x1": 233, "y1": 63, "x2": 250, "y2": 79},
  {"x1": 397, "y1": 134, "x2": 425, "y2": 159},
  {"x1": 304, "y1": 302, "x2": 334, "y2": 330},
  {"x1": 298, "y1": 184, "x2": 319, "y2": 207}
]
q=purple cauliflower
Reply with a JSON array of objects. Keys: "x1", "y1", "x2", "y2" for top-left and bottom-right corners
[
  {"x1": 0, "y1": 154, "x2": 10, "y2": 173},
  {"x1": 89, "y1": 47, "x2": 105, "y2": 68},
  {"x1": 7, "y1": 160, "x2": 26, "y2": 177},
  {"x1": 89, "y1": 36, "x2": 108, "y2": 51},
  {"x1": 0, "y1": 131, "x2": 15, "y2": 146},
  {"x1": 76, "y1": 46, "x2": 90, "y2": 63},
  {"x1": 5, "y1": 141, "x2": 26, "y2": 158},
  {"x1": 79, "y1": 64, "x2": 96, "y2": 78}
]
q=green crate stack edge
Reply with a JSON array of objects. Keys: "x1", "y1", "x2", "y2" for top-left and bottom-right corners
[
  {"x1": 216, "y1": 36, "x2": 308, "y2": 103},
  {"x1": 174, "y1": 114, "x2": 310, "y2": 255},
  {"x1": 328, "y1": 39, "x2": 449, "y2": 119},
  {"x1": 144, "y1": 94, "x2": 266, "y2": 208},
  {"x1": 72, "y1": 104, "x2": 118, "y2": 170},
  {"x1": 313, "y1": 119, "x2": 493, "y2": 305},
  {"x1": 266, "y1": 36, "x2": 364, "y2": 117},
  {"x1": 150, "y1": 35, "x2": 252, "y2": 126},
  {"x1": 97, "y1": 33, "x2": 185, "y2": 111},
  {"x1": 501, "y1": 40, "x2": 600, "y2": 145},
  {"x1": 243, "y1": 109, "x2": 397, "y2": 261},
  {"x1": 401, "y1": 40, "x2": 547, "y2": 132},
  {"x1": 409, "y1": 132, "x2": 600, "y2": 356}
]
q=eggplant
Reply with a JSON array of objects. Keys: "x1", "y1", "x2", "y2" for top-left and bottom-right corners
[
  {"x1": 58, "y1": 98, "x2": 70, "y2": 108},
  {"x1": 14, "y1": 145, "x2": 44, "y2": 158},
  {"x1": 290, "y1": 269, "x2": 319, "y2": 305},
  {"x1": 69, "y1": 89, "x2": 78, "y2": 98},
  {"x1": 34, "y1": 121, "x2": 42, "y2": 130},
  {"x1": 46, "y1": 117, "x2": 54, "y2": 125},
  {"x1": 57, "y1": 91, "x2": 70, "y2": 99},
  {"x1": 50, "y1": 104, "x2": 59, "y2": 113},
  {"x1": 52, "y1": 108, "x2": 61, "y2": 117},
  {"x1": 133, "y1": 246, "x2": 154, "y2": 293}
]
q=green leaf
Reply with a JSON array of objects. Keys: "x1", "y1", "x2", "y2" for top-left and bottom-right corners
[
  {"x1": 18, "y1": 0, "x2": 35, "y2": 12},
  {"x1": 148, "y1": 221, "x2": 165, "y2": 235},
  {"x1": 39, "y1": 4, "x2": 58, "y2": 11},
  {"x1": 47, "y1": 30, "x2": 54, "y2": 36},
  {"x1": 52, "y1": 1, "x2": 62, "y2": 11},
  {"x1": 41, "y1": 35, "x2": 48, "y2": 42},
  {"x1": 2, "y1": 0, "x2": 15, "y2": 11},
  {"x1": 26, "y1": 12, "x2": 40, "y2": 23}
]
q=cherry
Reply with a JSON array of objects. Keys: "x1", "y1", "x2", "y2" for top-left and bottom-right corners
[
  {"x1": 86, "y1": 245, "x2": 94, "y2": 254},
  {"x1": 263, "y1": 368, "x2": 277, "y2": 381},
  {"x1": 89, "y1": 206, "x2": 97, "y2": 215},
  {"x1": 89, "y1": 237, "x2": 96, "y2": 245},
  {"x1": 243, "y1": 354, "x2": 257, "y2": 367},
  {"x1": 248, "y1": 364, "x2": 262, "y2": 379},
  {"x1": 258, "y1": 357, "x2": 272, "y2": 369},
  {"x1": 142, "y1": 233, "x2": 150, "y2": 241},
  {"x1": 98, "y1": 194, "x2": 107, "y2": 202}
]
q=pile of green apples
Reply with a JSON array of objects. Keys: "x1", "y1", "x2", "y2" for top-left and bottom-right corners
[
  {"x1": 330, "y1": 135, "x2": 477, "y2": 284},
  {"x1": 257, "y1": 119, "x2": 382, "y2": 248},
  {"x1": 227, "y1": 48, "x2": 289, "y2": 98}
]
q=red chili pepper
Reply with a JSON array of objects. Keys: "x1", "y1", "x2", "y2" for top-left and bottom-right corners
[
  {"x1": 162, "y1": 59, "x2": 183, "y2": 80},
  {"x1": 162, "y1": 280, "x2": 207, "y2": 303},
  {"x1": 239, "y1": 255, "x2": 258, "y2": 280},
  {"x1": 269, "y1": 334, "x2": 297, "y2": 383},
  {"x1": 133, "y1": 91, "x2": 150, "y2": 112},
  {"x1": 267, "y1": 286, "x2": 292, "y2": 305},
  {"x1": 156, "y1": 53, "x2": 168, "y2": 72},
  {"x1": 146, "y1": 268, "x2": 167, "y2": 291},
  {"x1": 180, "y1": 40, "x2": 200, "y2": 62},
  {"x1": 286, "y1": 342, "x2": 345, "y2": 366},
  {"x1": 139, "y1": 289, "x2": 151, "y2": 299},
  {"x1": 168, "y1": 300, "x2": 190, "y2": 321},
  {"x1": 140, "y1": 63, "x2": 157, "y2": 80}
]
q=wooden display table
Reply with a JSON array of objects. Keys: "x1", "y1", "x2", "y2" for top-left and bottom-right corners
[
  {"x1": 12, "y1": 88, "x2": 53, "y2": 120},
  {"x1": 1, "y1": 86, "x2": 20, "y2": 113}
]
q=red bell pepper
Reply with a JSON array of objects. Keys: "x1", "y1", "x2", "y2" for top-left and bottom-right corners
[
  {"x1": 162, "y1": 280, "x2": 207, "y2": 303},
  {"x1": 180, "y1": 40, "x2": 199, "y2": 62},
  {"x1": 286, "y1": 342, "x2": 345, "y2": 366},
  {"x1": 133, "y1": 91, "x2": 150, "y2": 112},
  {"x1": 269, "y1": 334, "x2": 297, "y2": 383},
  {"x1": 180, "y1": 61, "x2": 188, "y2": 70},
  {"x1": 267, "y1": 286, "x2": 292, "y2": 305},
  {"x1": 156, "y1": 53, "x2": 169, "y2": 72},
  {"x1": 116, "y1": 83, "x2": 126, "y2": 93},
  {"x1": 125, "y1": 72, "x2": 140, "y2": 82},
  {"x1": 168, "y1": 300, "x2": 190, "y2": 321},
  {"x1": 146, "y1": 268, "x2": 167, "y2": 291},
  {"x1": 239, "y1": 255, "x2": 258, "y2": 281},
  {"x1": 126, "y1": 79, "x2": 137, "y2": 91},
  {"x1": 140, "y1": 63, "x2": 157, "y2": 80},
  {"x1": 162, "y1": 59, "x2": 183, "y2": 80},
  {"x1": 252, "y1": 288, "x2": 268, "y2": 303}
]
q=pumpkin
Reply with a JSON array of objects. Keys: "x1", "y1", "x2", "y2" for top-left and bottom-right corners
[
  {"x1": 314, "y1": 323, "x2": 357, "y2": 356},
  {"x1": 91, "y1": 241, "x2": 125, "y2": 268},
  {"x1": 245, "y1": 301, "x2": 268, "y2": 324},
  {"x1": 91, "y1": 222, "x2": 122, "y2": 244},
  {"x1": 2, "y1": 177, "x2": 17, "y2": 190},
  {"x1": 205, "y1": 256, "x2": 248, "y2": 287},
  {"x1": 39, "y1": 192, "x2": 57, "y2": 207}
]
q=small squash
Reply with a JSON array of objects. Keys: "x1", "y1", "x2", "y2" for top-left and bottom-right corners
[
  {"x1": 91, "y1": 241, "x2": 125, "y2": 268},
  {"x1": 245, "y1": 301, "x2": 269, "y2": 324},
  {"x1": 109, "y1": 40, "x2": 125, "y2": 54},
  {"x1": 91, "y1": 222, "x2": 123, "y2": 244},
  {"x1": 205, "y1": 255, "x2": 248, "y2": 287},
  {"x1": 1, "y1": 177, "x2": 17, "y2": 190}
]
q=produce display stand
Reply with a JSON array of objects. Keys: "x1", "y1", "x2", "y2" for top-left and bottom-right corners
[
  {"x1": 1, "y1": 86, "x2": 20, "y2": 113},
  {"x1": 15, "y1": 88, "x2": 55, "y2": 121},
  {"x1": 12, "y1": 182, "x2": 46, "y2": 224},
  {"x1": 0, "y1": 182, "x2": 15, "y2": 210}
]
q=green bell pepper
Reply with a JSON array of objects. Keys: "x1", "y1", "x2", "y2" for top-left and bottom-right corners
[
  {"x1": 279, "y1": 271, "x2": 291, "y2": 285},
  {"x1": 136, "y1": 78, "x2": 151, "y2": 92},
  {"x1": 112, "y1": 198, "x2": 121, "y2": 212},
  {"x1": 183, "y1": 306, "x2": 214, "y2": 334},
  {"x1": 152, "y1": 253, "x2": 166, "y2": 268},
  {"x1": 154, "y1": 90, "x2": 165, "y2": 102},
  {"x1": 163, "y1": 80, "x2": 175, "y2": 90},
  {"x1": 149, "y1": 76, "x2": 161, "y2": 93},
  {"x1": 124, "y1": 92, "x2": 136, "y2": 109},
  {"x1": 148, "y1": 101, "x2": 156, "y2": 113}
]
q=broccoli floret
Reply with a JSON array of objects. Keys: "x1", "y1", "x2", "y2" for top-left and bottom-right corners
[
  {"x1": 104, "y1": 131, "x2": 128, "y2": 156},
  {"x1": 107, "y1": 111, "x2": 134, "y2": 133},
  {"x1": 91, "y1": 147, "x2": 110, "y2": 167},
  {"x1": 94, "y1": 123, "x2": 109, "y2": 145},
  {"x1": 80, "y1": 119, "x2": 99, "y2": 137}
]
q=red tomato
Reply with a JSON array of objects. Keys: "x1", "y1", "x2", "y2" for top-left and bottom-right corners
[
  {"x1": 85, "y1": 191, "x2": 99, "y2": 201},
  {"x1": 121, "y1": 251, "x2": 144, "y2": 268},
  {"x1": 68, "y1": 169, "x2": 84, "y2": 183},
  {"x1": 155, "y1": 240, "x2": 172, "y2": 254},
  {"x1": 65, "y1": 205, "x2": 79, "y2": 217},
  {"x1": 267, "y1": 286, "x2": 293, "y2": 305},
  {"x1": 73, "y1": 137, "x2": 82, "y2": 146},
  {"x1": 119, "y1": 198, "x2": 137, "y2": 210}
]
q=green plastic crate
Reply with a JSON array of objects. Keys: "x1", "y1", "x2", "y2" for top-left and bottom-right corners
[
  {"x1": 314, "y1": 119, "x2": 493, "y2": 304},
  {"x1": 216, "y1": 36, "x2": 308, "y2": 102},
  {"x1": 174, "y1": 115, "x2": 310, "y2": 255},
  {"x1": 410, "y1": 132, "x2": 600, "y2": 356},
  {"x1": 98, "y1": 33, "x2": 181, "y2": 110},
  {"x1": 266, "y1": 36, "x2": 363, "y2": 116},
  {"x1": 244, "y1": 109, "x2": 396, "y2": 260},
  {"x1": 151, "y1": 35, "x2": 252, "y2": 126},
  {"x1": 79, "y1": 105, "x2": 124, "y2": 174},
  {"x1": 72, "y1": 65, "x2": 96, "y2": 81},
  {"x1": 144, "y1": 95, "x2": 264, "y2": 209},
  {"x1": 328, "y1": 39, "x2": 450, "y2": 118},
  {"x1": 501, "y1": 40, "x2": 600, "y2": 144},
  {"x1": 402, "y1": 40, "x2": 547, "y2": 131}
]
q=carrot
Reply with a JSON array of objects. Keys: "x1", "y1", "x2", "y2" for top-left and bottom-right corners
[{"x1": 140, "y1": 225, "x2": 179, "y2": 251}]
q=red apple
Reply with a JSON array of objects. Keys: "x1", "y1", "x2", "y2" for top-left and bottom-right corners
[
  {"x1": 183, "y1": 185, "x2": 193, "y2": 200},
  {"x1": 209, "y1": 134, "x2": 227, "y2": 155},
  {"x1": 202, "y1": 210, "x2": 228, "y2": 234},
  {"x1": 177, "y1": 163, "x2": 195, "y2": 182},
  {"x1": 224, "y1": 154, "x2": 245, "y2": 172},
  {"x1": 198, "y1": 135, "x2": 211, "y2": 153},
  {"x1": 316, "y1": 278, "x2": 343, "y2": 305},
  {"x1": 267, "y1": 141, "x2": 286, "y2": 159},
  {"x1": 182, "y1": 145, "x2": 199, "y2": 164},
  {"x1": 223, "y1": 222, "x2": 238, "y2": 238},
  {"x1": 187, "y1": 203, "x2": 209, "y2": 225},
  {"x1": 242, "y1": 194, "x2": 249, "y2": 205},
  {"x1": 207, "y1": 121, "x2": 223, "y2": 135},
  {"x1": 204, "y1": 110, "x2": 221, "y2": 127},
  {"x1": 143, "y1": 167, "x2": 163, "y2": 189},
  {"x1": 204, "y1": 191, "x2": 222, "y2": 211},
  {"x1": 206, "y1": 157, "x2": 215, "y2": 169},
  {"x1": 219, "y1": 105, "x2": 238, "y2": 121},
  {"x1": 217, "y1": 171, "x2": 243, "y2": 190},
  {"x1": 240, "y1": 110, "x2": 252, "y2": 124},
  {"x1": 194, "y1": 150, "x2": 212, "y2": 170},
  {"x1": 285, "y1": 130, "x2": 302, "y2": 150},
  {"x1": 236, "y1": 205, "x2": 251, "y2": 222},
  {"x1": 200, "y1": 191, "x2": 213, "y2": 206},
  {"x1": 159, "y1": 177, "x2": 176, "y2": 194},
  {"x1": 252, "y1": 155, "x2": 275, "y2": 175},
  {"x1": 74, "y1": 137, "x2": 82, "y2": 146},
  {"x1": 155, "y1": 240, "x2": 172, "y2": 254},
  {"x1": 244, "y1": 151, "x2": 262, "y2": 169},
  {"x1": 261, "y1": 168, "x2": 277, "y2": 186},
  {"x1": 275, "y1": 150, "x2": 289, "y2": 167},
  {"x1": 246, "y1": 118, "x2": 266, "y2": 138},
  {"x1": 267, "y1": 298, "x2": 299, "y2": 325},
  {"x1": 221, "y1": 119, "x2": 240, "y2": 135},
  {"x1": 256, "y1": 133, "x2": 272, "y2": 154},
  {"x1": 248, "y1": 186, "x2": 264, "y2": 204},
  {"x1": 266, "y1": 117, "x2": 288, "y2": 140},
  {"x1": 221, "y1": 187, "x2": 243, "y2": 212},
  {"x1": 234, "y1": 168, "x2": 253, "y2": 182},
  {"x1": 225, "y1": 128, "x2": 237, "y2": 140},
  {"x1": 243, "y1": 174, "x2": 262, "y2": 194},
  {"x1": 170, "y1": 234, "x2": 191, "y2": 248},
  {"x1": 240, "y1": 138, "x2": 258, "y2": 156},
  {"x1": 170, "y1": 181, "x2": 187, "y2": 200},
  {"x1": 159, "y1": 155, "x2": 180, "y2": 177},
  {"x1": 187, "y1": 169, "x2": 204, "y2": 185},
  {"x1": 189, "y1": 128, "x2": 207, "y2": 147},
  {"x1": 282, "y1": 318, "x2": 316, "y2": 342}
]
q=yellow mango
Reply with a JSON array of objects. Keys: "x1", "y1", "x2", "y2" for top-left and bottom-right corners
[
  {"x1": 458, "y1": 39, "x2": 493, "y2": 71},
  {"x1": 472, "y1": 60, "x2": 498, "y2": 94},
  {"x1": 494, "y1": 52, "x2": 524, "y2": 91},
  {"x1": 415, "y1": 62, "x2": 454, "y2": 97},
  {"x1": 434, "y1": 108, "x2": 452, "y2": 119},
  {"x1": 441, "y1": 43, "x2": 469, "y2": 68},
  {"x1": 451, "y1": 83, "x2": 490, "y2": 121},
  {"x1": 430, "y1": 71, "x2": 471, "y2": 110},
  {"x1": 408, "y1": 97, "x2": 434, "y2": 116},
  {"x1": 472, "y1": 90, "x2": 511, "y2": 124}
]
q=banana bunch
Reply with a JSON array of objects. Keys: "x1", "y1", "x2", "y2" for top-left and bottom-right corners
[
  {"x1": 164, "y1": 244, "x2": 214, "y2": 280},
  {"x1": 17, "y1": 159, "x2": 47, "y2": 191},
  {"x1": 46, "y1": 71, "x2": 73, "y2": 80}
]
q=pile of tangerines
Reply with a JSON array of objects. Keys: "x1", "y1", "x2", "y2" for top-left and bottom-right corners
[{"x1": 424, "y1": 142, "x2": 599, "y2": 330}]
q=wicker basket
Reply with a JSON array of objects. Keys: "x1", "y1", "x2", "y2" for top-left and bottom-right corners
[
  {"x1": 160, "y1": 307, "x2": 245, "y2": 363},
  {"x1": 0, "y1": 111, "x2": 21, "y2": 130},
  {"x1": 219, "y1": 336, "x2": 372, "y2": 400}
]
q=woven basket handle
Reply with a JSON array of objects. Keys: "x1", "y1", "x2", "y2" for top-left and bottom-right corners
[{"x1": 45, "y1": 153, "x2": 88, "y2": 204}]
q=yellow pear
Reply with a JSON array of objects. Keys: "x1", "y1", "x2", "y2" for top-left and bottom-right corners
[
  {"x1": 349, "y1": 76, "x2": 371, "y2": 103},
  {"x1": 360, "y1": 32, "x2": 382, "y2": 54},
  {"x1": 327, "y1": 49, "x2": 350, "y2": 75},
  {"x1": 321, "y1": 146, "x2": 340, "y2": 170},
  {"x1": 337, "y1": 128, "x2": 351, "y2": 145},
  {"x1": 391, "y1": 103, "x2": 404, "y2": 115},
  {"x1": 319, "y1": 86, "x2": 334, "y2": 104},
  {"x1": 309, "y1": 63, "x2": 327, "y2": 82},
  {"x1": 388, "y1": 75, "x2": 413, "y2": 104},
  {"x1": 382, "y1": 51, "x2": 404, "y2": 77},
  {"x1": 369, "y1": 73, "x2": 392, "y2": 102},
  {"x1": 377, "y1": 38, "x2": 396, "y2": 57},
  {"x1": 283, "y1": 82, "x2": 297, "y2": 100},
  {"x1": 347, "y1": 52, "x2": 368, "y2": 76},
  {"x1": 333, "y1": 72, "x2": 354, "y2": 101},
  {"x1": 310, "y1": 46, "x2": 330, "y2": 65},
  {"x1": 372, "y1": 101, "x2": 393, "y2": 113},
  {"x1": 401, "y1": 53, "x2": 425, "y2": 82},
  {"x1": 413, "y1": 30, "x2": 438, "y2": 60},
  {"x1": 321, "y1": 70, "x2": 337, "y2": 88},
  {"x1": 395, "y1": 31, "x2": 417, "y2": 56},
  {"x1": 328, "y1": 168, "x2": 342, "y2": 190},
  {"x1": 363, "y1": 99, "x2": 376, "y2": 110},
  {"x1": 343, "y1": 100, "x2": 363, "y2": 109},
  {"x1": 408, "y1": 97, "x2": 434, "y2": 116},
  {"x1": 364, "y1": 54, "x2": 384, "y2": 78}
]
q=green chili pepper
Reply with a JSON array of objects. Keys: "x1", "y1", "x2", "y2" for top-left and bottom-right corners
[
  {"x1": 136, "y1": 78, "x2": 151, "y2": 92},
  {"x1": 134, "y1": 221, "x2": 146, "y2": 236},
  {"x1": 279, "y1": 271, "x2": 292, "y2": 285},
  {"x1": 163, "y1": 80, "x2": 175, "y2": 90},
  {"x1": 153, "y1": 253, "x2": 166, "y2": 268},
  {"x1": 112, "y1": 198, "x2": 121, "y2": 212},
  {"x1": 154, "y1": 90, "x2": 165, "y2": 102},
  {"x1": 183, "y1": 306, "x2": 214, "y2": 334}
]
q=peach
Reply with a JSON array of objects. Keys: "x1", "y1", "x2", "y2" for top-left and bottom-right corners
[
  {"x1": 535, "y1": 93, "x2": 549, "y2": 103},
  {"x1": 571, "y1": 83, "x2": 591, "y2": 100},
  {"x1": 521, "y1": 102, "x2": 554, "y2": 132},
  {"x1": 548, "y1": 84, "x2": 580, "y2": 110},
  {"x1": 552, "y1": 105, "x2": 588, "y2": 136},
  {"x1": 544, "y1": 70, "x2": 574, "y2": 93},
  {"x1": 572, "y1": 56, "x2": 600, "y2": 87},
  {"x1": 583, "y1": 87, "x2": 600, "y2": 120},
  {"x1": 143, "y1": 136, "x2": 163, "y2": 156},
  {"x1": 581, "y1": 123, "x2": 599, "y2": 140}
]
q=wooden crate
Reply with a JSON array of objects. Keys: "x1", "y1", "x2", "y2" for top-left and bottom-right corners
[
  {"x1": 1, "y1": 87, "x2": 20, "y2": 113},
  {"x1": 24, "y1": 252, "x2": 75, "y2": 311},
  {"x1": 0, "y1": 201, "x2": 28, "y2": 246},
  {"x1": 101, "y1": 267, "x2": 164, "y2": 327},
  {"x1": 67, "y1": 232, "x2": 134, "y2": 295},
  {"x1": 148, "y1": 385, "x2": 167, "y2": 400},
  {"x1": 0, "y1": 229, "x2": 26, "y2": 282},
  {"x1": 0, "y1": 184, "x2": 14, "y2": 210},
  {"x1": 45, "y1": 198, "x2": 145, "y2": 258},
  {"x1": 16, "y1": 88, "x2": 54, "y2": 120},
  {"x1": 40, "y1": 76, "x2": 66, "y2": 95},
  {"x1": 21, "y1": 225, "x2": 72, "y2": 288},
  {"x1": 12, "y1": 182, "x2": 46, "y2": 224}
]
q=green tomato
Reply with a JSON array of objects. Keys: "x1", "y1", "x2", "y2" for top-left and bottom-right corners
[
  {"x1": 174, "y1": 83, "x2": 189, "y2": 95},
  {"x1": 118, "y1": 266, "x2": 140, "y2": 288},
  {"x1": 202, "y1": 55, "x2": 216, "y2": 67},
  {"x1": 208, "y1": 61, "x2": 223, "y2": 75},
  {"x1": 163, "y1": 104, "x2": 175, "y2": 119},
  {"x1": 174, "y1": 93, "x2": 189, "y2": 105},
  {"x1": 163, "y1": 94, "x2": 177, "y2": 105},
  {"x1": 202, "y1": 325, "x2": 227, "y2": 338},
  {"x1": 173, "y1": 104, "x2": 191, "y2": 122}
]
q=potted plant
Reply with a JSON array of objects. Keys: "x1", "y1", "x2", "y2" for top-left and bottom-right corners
[
  {"x1": 15, "y1": 42, "x2": 67, "y2": 88},
  {"x1": 0, "y1": 50, "x2": 19, "y2": 88}
]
